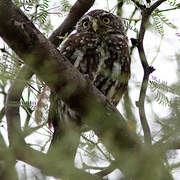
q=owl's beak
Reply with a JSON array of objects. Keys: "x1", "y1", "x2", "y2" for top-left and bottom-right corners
[{"x1": 92, "y1": 18, "x2": 99, "y2": 32}]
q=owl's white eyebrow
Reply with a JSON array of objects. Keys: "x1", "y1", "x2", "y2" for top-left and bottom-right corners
[
  {"x1": 101, "y1": 12, "x2": 110, "y2": 16},
  {"x1": 81, "y1": 16, "x2": 91, "y2": 21}
]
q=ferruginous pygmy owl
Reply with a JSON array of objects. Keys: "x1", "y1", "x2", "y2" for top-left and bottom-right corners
[
  {"x1": 62, "y1": 9, "x2": 130, "y2": 103},
  {"x1": 47, "y1": 9, "x2": 131, "y2": 131}
]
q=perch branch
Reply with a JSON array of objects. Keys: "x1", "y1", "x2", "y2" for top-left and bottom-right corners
[{"x1": 3, "y1": 0, "x2": 97, "y2": 179}]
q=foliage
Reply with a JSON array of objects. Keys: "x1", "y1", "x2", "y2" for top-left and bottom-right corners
[
  {"x1": 152, "y1": 11, "x2": 165, "y2": 36},
  {"x1": 149, "y1": 79, "x2": 172, "y2": 106},
  {"x1": 59, "y1": 0, "x2": 72, "y2": 12}
]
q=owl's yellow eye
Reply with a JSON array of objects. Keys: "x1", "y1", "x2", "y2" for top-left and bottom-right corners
[
  {"x1": 102, "y1": 17, "x2": 111, "y2": 24},
  {"x1": 82, "y1": 21, "x2": 89, "y2": 29}
]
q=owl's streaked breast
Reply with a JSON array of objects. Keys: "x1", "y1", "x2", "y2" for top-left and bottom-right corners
[
  {"x1": 61, "y1": 32, "x2": 129, "y2": 76},
  {"x1": 60, "y1": 31, "x2": 130, "y2": 105}
]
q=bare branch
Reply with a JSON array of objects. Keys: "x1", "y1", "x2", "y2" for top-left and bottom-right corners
[
  {"x1": 131, "y1": 0, "x2": 167, "y2": 145},
  {"x1": 49, "y1": 0, "x2": 95, "y2": 46},
  {"x1": 94, "y1": 165, "x2": 115, "y2": 178},
  {"x1": 136, "y1": 70, "x2": 153, "y2": 144},
  {"x1": 149, "y1": 0, "x2": 167, "y2": 14},
  {"x1": 130, "y1": 0, "x2": 146, "y2": 10}
]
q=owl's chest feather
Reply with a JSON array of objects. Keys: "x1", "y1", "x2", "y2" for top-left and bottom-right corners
[{"x1": 65, "y1": 33, "x2": 124, "y2": 81}]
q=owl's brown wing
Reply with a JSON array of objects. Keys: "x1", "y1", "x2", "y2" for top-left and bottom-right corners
[{"x1": 103, "y1": 32, "x2": 131, "y2": 105}]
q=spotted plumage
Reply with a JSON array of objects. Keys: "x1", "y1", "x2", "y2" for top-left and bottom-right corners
[
  {"x1": 60, "y1": 9, "x2": 130, "y2": 105},
  {"x1": 48, "y1": 9, "x2": 131, "y2": 131}
]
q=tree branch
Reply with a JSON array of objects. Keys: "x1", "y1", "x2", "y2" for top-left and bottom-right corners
[
  {"x1": 134, "y1": 15, "x2": 152, "y2": 145},
  {"x1": 132, "y1": 0, "x2": 167, "y2": 145},
  {"x1": 0, "y1": 126, "x2": 18, "y2": 180},
  {"x1": 130, "y1": 0, "x2": 146, "y2": 10},
  {"x1": 49, "y1": 0, "x2": 95, "y2": 46},
  {"x1": 5, "y1": 48, "x2": 99, "y2": 180},
  {"x1": 4, "y1": 0, "x2": 95, "y2": 145},
  {"x1": 15, "y1": 145, "x2": 100, "y2": 180},
  {"x1": 149, "y1": 0, "x2": 167, "y2": 14},
  {"x1": 5, "y1": 65, "x2": 33, "y2": 148}
]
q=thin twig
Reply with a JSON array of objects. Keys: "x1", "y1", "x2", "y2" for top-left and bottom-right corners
[
  {"x1": 157, "y1": 7, "x2": 180, "y2": 13},
  {"x1": 149, "y1": 0, "x2": 167, "y2": 14},
  {"x1": 125, "y1": 7, "x2": 138, "y2": 32},
  {"x1": 81, "y1": 134, "x2": 112, "y2": 161},
  {"x1": 83, "y1": 163, "x2": 109, "y2": 171},
  {"x1": 82, "y1": 162, "x2": 116, "y2": 178},
  {"x1": 123, "y1": 17, "x2": 141, "y2": 22},
  {"x1": 131, "y1": 0, "x2": 146, "y2": 10},
  {"x1": 49, "y1": 0, "x2": 95, "y2": 46},
  {"x1": 94, "y1": 164, "x2": 115, "y2": 178}
]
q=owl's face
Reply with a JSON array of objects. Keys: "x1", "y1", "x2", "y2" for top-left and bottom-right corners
[{"x1": 76, "y1": 9, "x2": 124, "y2": 34}]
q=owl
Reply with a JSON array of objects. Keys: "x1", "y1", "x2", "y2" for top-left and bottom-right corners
[
  {"x1": 61, "y1": 9, "x2": 130, "y2": 105},
  {"x1": 48, "y1": 9, "x2": 131, "y2": 140}
]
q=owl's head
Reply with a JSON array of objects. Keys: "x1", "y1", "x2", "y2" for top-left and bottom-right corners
[{"x1": 76, "y1": 9, "x2": 124, "y2": 34}]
